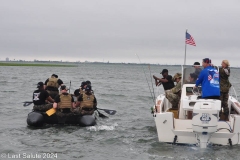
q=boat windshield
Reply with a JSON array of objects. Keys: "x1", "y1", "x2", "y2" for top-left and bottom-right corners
[{"x1": 182, "y1": 66, "x2": 203, "y2": 85}]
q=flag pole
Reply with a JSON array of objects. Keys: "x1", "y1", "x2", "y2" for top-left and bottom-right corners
[{"x1": 184, "y1": 29, "x2": 187, "y2": 65}]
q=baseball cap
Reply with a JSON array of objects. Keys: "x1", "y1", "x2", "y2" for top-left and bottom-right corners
[
  {"x1": 173, "y1": 73, "x2": 182, "y2": 81},
  {"x1": 74, "y1": 89, "x2": 80, "y2": 96},
  {"x1": 203, "y1": 58, "x2": 211, "y2": 64},
  {"x1": 37, "y1": 82, "x2": 44, "y2": 88},
  {"x1": 60, "y1": 85, "x2": 68, "y2": 91},
  {"x1": 86, "y1": 80, "x2": 91, "y2": 85},
  {"x1": 193, "y1": 62, "x2": 200, "y2": 66},
  {"x1": 160, "y1": 69, "x2": 168, "y2": 74},
  {"x1": 51, "y1": 74, "x2": 58, "y2": 78},
  {"x1": 80, "y1": 81, "x2": 87, "y2": 87}
]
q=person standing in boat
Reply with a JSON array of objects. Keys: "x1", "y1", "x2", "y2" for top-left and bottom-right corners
[
  {"x1": 166, "y1": 73, "x2": 182, "y2": 109},
  {"x1": 192, "y1": 62, "x2": 202, "y2": 76},
  {"x1": 219, "y1": 60, "x2": 232, "y2": 118},
  {"x1": 53, "y1": 85, "x2": 75, "y2": 117},
  {"x1": 194, "y1": 58, "x2": 220, "y2": 99},
  {"x1": 74, "y1": 85, "x2": 97, "y2": 115},
  {"x1": 44, "y1": 74, "x2": 63, "y2": 99},
  {"x1": 33, "y1": 82, "x2": 54, "y2": 111},
  {"x1": 153, "y1": 69, "x2": 175, "y2": 92}
]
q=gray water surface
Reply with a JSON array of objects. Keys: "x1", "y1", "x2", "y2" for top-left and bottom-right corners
[{"x1": 0, "y1": 64, "x2": 240, "y2": 160}]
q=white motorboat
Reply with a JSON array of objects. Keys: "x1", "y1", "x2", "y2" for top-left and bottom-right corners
[{"x1": 153, "y1": 66, "x2": 240, "y2": 148}]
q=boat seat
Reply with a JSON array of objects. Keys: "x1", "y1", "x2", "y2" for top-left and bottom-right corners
[{"x1": 167, "y1": 108, "x2": 178, "y2": 119}]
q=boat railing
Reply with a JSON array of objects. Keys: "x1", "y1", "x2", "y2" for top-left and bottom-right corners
[{"x1": 230, "y1": 85, "x2": 238, "y2": 100}]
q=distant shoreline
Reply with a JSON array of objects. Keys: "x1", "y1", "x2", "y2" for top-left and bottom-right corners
[
  {"x1": 0, "y1": 62, "x2": 76, "y2": 67},
  {"x1": 0, "y1": 61, "x2": 183, "y2": 67},
  {"x1": 0, "y1": 61, "x2": 239, "y2": 69}
]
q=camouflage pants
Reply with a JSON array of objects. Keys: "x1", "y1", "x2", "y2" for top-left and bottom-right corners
[
  {"x1": 72, "y1": 107, "x2": 82, "y2": 115},
  {"x1": 166, "y1": 91, "x2": 180, "y2": 109},
  {"x1": 81, "y1": 109, "x2": 94, "y2": 115},
  {"x1": 33, "y1": 103, "x2": 53, "y2": 112},
  {"x1": 47, "y1": 90, "x2": 59, "y2": 99},
  {"x1": 220, "y1": 92, "x2": 229, "y2": 115},
  {"x1": 165, "y1": 90, "x2": 171, "y2": 99},
  {"x1": 72, "y1": 107, "x2": 94, "y2": 115},
  {"x1": 55, "y1": 109, "x2": 74, "y2": 117}
]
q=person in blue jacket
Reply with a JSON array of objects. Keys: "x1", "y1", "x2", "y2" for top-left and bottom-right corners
[{"x1": 194, "y1": 58, "x2": 220, "y2": 99}]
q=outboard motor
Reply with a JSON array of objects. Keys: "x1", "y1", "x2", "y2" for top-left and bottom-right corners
[
  {"x1": 27, "y1": 111, "x2": 44, "y2": 127},
  {"x1": 192, "y1": 100, "x2": 221, "y2": 148}
]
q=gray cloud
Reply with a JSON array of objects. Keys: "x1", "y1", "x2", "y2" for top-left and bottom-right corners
[{"x1": 0, "y1": 0, "x2": 240, "y2": 66}]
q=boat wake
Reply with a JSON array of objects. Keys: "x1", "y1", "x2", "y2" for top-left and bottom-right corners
[{"x1": 87, "y1": 123, "x2": 118, "y2": 131}]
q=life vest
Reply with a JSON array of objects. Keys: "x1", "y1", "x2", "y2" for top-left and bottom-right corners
[
  {"x1": 58, "y1": 93, "x2": 72, "y2": 109},
  {"x1": 47, "y1": 77, "x2": 59, "y2": 88},
  {"x1": 80, "y1": 93, "x2": 95, "y2": 109}
]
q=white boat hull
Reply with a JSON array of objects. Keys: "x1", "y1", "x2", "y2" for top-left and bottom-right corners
[{"x1": 153, "y1": 66, "x2": 240, "y2": 148}]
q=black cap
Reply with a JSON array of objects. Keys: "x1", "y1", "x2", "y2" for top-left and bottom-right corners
[
  {"x1": 51, "y1": 74, "x2": 58, "y2": 78},
  {"x1": 81, "y1": 81, "x2": 87, "y2": 87},
  {"x1": 37, "y1": 82, "x2": 44, "y2": 88},
  {"x1": 86, "y1": 80, "x2": 91, "y2": 85},
  {"x1": 193, "y1": 62, "x2": 200, "y2": 66},
  {"x1": 203, "y1": 58, "x2": 211, "y2": 64},
  {"x1": 60, "y1": 85, "x2": 68, "y2": 91},
  {"x1": 85, "y1": 85, "x2": 92, "y2": 91},
  {"x1": 160, "y1": 69, "x2": 168, "y2": 74},
  {"x1": 74, "y1": 89, "x2": 80, "y2": 96}
]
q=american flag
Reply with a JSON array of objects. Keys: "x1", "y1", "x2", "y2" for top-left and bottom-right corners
[
  {"x1": 208, "y1": 75, "x2": 212, "y2": 81},
  {"x1": 186, "y1": 32, "x2": 196, "y2": 46}
]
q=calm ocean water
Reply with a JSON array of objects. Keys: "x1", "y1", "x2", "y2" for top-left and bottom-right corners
[{"x1": 0, "y1": 63, "x2": 240, "y2": 160}]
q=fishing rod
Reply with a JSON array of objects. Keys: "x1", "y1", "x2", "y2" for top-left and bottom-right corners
[
  {"x1": 148, "y1": 64, "x2": 156, "y2": 101},
  {"x1": 135, "y1": 54, "x2": 155, "y2": 104}
]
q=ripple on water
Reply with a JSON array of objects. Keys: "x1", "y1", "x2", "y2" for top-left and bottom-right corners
[{"x1": 1, "y1": 65, "x2": 240, "y2": 160}]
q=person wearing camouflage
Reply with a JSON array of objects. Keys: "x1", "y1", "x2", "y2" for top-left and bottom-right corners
[
  {"x1": 44, "y1": 74, "x2": 64, "y2": 99},
  {"x1": 74, "y1": 85, "x2": 97, "y2": 115},
  {"x1": 33, "y1": 82, "x2": 54, "y2": 112},
  {"x1": 166, "y1": 73, "x2": 182, "y2": 109},
  {"x1": 219, "y1": 60, "x2": 232, "y2": 118},
  {"x1": 53, "y1": 85, "x2": 75, "y2": 117}
]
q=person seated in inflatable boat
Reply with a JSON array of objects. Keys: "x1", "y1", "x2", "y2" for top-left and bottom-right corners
[
  {"x1": 73, "y1": 81, "x2": 87, "y2": 98},
  {"x1": 44, "y1": 74, "x2": 64, "y2": 99},
  {"x1": 74, "y1": 85, "x2": 97, "y2": 115},
  {"x1": 53, "y1": 85, "x2": 76, "y2": 117},
  {"x1": 33, "y1": 82, "x2": 54, "y2": 112},
  {"x1": 86, "y1": 80, "x2": 94, "y2": 94}
]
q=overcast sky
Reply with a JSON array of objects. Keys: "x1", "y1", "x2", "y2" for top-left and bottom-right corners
[{"x1": 1, "y1": 0, "x2": 240, "y2": 66}]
